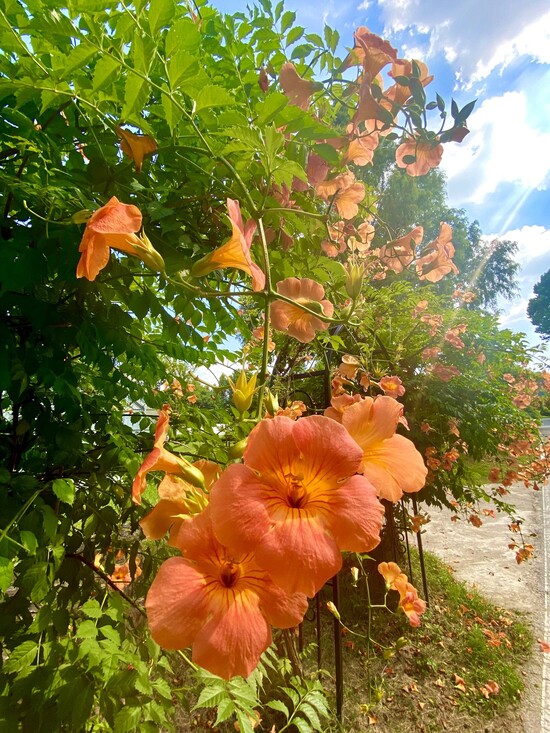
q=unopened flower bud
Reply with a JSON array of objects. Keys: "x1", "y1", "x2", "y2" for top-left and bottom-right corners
[
  {"x1": 350, "y1": 566, "x2": 359, "y2": 587},
  {"x1": 343, "y1": 260, "x2": 365, "y2": 300},
  {"x1": 229, "y1": 371, "x2": 257, "y2": 413},
  {"x1": 72, "y1": 209, "x2": 92, "y2": 224},
  {"x1": 228, "y1": 437, "x2": 248, "y2": 459},
  {"x1": 137, "y1": 230, "x2": 166, "y2": 274},
  {"x1": 176, "y1": 458, "x2": 206, "y2": 491},
  {"x1": 326, "y1": 601, "x2": 340, "y2": 620},
  {"x1": 263, "y1": 390, "x2": 279, "y2": 416}
]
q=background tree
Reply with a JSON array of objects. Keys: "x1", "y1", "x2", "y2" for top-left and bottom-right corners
[{"x1": 528, "y1": 268, "x2": 550, "y2": 339}]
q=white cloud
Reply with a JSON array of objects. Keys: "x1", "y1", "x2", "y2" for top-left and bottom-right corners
[
  {"x1": 484, "y1": 226, "x2": 550, "y2": 341},
  {"x1": 441, "y1": 90, "x2": 550, "y2": 207},
  {"x1": 377, "y1": 0, "x2": 550, "y2": 85}
]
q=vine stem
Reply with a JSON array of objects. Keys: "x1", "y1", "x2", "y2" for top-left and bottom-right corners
[
  {"x1": 65, "y1": 553, "x2": 146, "y2": 617},
  {"x1": 256, "y1": 217, "x2": 272, "y2": 418},
  {"x1": 0, "y1": 489, "x2": 43, "y2": 545}
]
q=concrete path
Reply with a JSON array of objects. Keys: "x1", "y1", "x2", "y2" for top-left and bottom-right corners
[{"x1": 420, "y1": 478, "x2": 548, "y2": 732}]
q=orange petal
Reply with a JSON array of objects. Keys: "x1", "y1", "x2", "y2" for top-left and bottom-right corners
[
  {"x1": 139, "y1": 499, "x2": 187, "y2": 543},
  {"x1": 324, "y1": 474, "x2": 384, "y2": 552},
  {"x1": 117, "y1": 126, "x2": 158, "y2": 173},
  {"x1": 146, "y1": 556, "x2": 210, "y2": 649},
  {"x1": 341, "y1": 396, "x2": 402, "y2": 447},
  {"x1": 192, "y1": 594, "x2": 272, "y2": 679},
  {"x1": 361, "y1": 434, "x2": 428, "y2": 501},
  {"x1": 279, "y1": 63, "x2": 318, "y2": 110}
]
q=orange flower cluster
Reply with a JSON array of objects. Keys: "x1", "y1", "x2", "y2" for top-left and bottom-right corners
[{"x1": 378, "y1": 561, "x2": 426, "y2": 627}]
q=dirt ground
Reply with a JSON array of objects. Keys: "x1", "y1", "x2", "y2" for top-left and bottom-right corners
[{"x1": 421, "y1": 481, "x2": 547, "y2": 733}]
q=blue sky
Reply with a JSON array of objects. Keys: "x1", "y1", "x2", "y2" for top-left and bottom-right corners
[{"x1": 212, "y1": 0, "x2": 550, "y2": 351}]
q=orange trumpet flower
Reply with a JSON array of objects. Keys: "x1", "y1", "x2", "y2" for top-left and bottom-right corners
[
  {"x1": 209, "y1": 415, "x2": 384, "y2": 597},
  {"x1": 146, "y1": 507, "x2": 308, "y2": 679}
]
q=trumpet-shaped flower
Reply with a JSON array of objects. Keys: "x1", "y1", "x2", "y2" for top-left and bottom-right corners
[
  {"x1": 132, "y1": 405, "x2": 205, "y2": 504},
  {"x1": 396, "y1": 139, "x2": 443, "y2": 177},
  {"x1": 191, "y1": 199, "x2": 265, "y2": 291},
  {"x1": 76, "y1": 197, "x2": 164, "y2": 281},
  {"x1": 140, "y1": 460, "x2": 221, "y2": 545},
  {"x1": 146, "y1": 507, "x2": 308, "y2": 679},
  {"x1": 279, "y1": 63, "x2": 320, "y2": 110},
  {"x1": 416, "y1": 223, "x2": 459, "y2": 282},
  {"x1": 116, "y1": 126, "x2": 158, "y2": 173},
  {"x1": 271, "y1": 277, "x2": 334, "y2": 343},
  {"x1": 209, "y1": 416, "x2": 384, "y2": 597},
  {"x1": 328, "y1": 396, "x2": 427, "y2": 502},
  {"x1": 378, "y1": 226, "x2": 423, "y2": 273},
  {"x1": 378, "y1": 561, "x2": 407, "y2": 589},
  {"x1": 392, "y1": 575, "x2": 427, "y2": 627}
]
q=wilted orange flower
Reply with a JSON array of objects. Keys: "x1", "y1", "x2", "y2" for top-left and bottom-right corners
[
  {"x1": 469, "y1": 514, "x2": 483, "y2": 528},
  {"x1": 431, "y1": 364, "x2": 461, "y2": 382},
  {"x1": 140, "y1": 460, "x2": 221, "y2": 545},
  {"x1": 379, "y1": 375, "x2": 405, "y2": 398},
  {"x1": 538, "y1": 639, "x2": 550, "y2": 653},
  {"x1": 116, "y1": 125, "x2": 157, "y2": 173},
  {"x1": 132, "y1": 405, "x2": 205, "y2": 504},
  {"x1": 192, "y1": 199, "x2": 265, "y2": 291},
  {"x1": 76, "y1": 197, "x2": 164, "y2": 281},
  {"x1": 448, "y1": 418, "x2": 460, "y2": 437},
  {"x1": 420, "y1": 422, "x2": 432, "y2": 433},
  {"x1": 416, "y1": 223, "x2": 459, "y2": 282},
  {"x1": 146, "y1": 507, "x2": 308, "y2": 679},
  {"x1": 279, "y1": 63, "x2": 319, "y2": 109},
  {"x1": 412, "y1": 299, "x2": 429, "y2": 318},
  {"x1": 271, "y1": 277, "x2": 334, "y2": 343},
  {"x1": 258, "y1": 67, "x2": 269, "y2": 93},
  {"x1": 420, "y1": 312, "x2": 443, "y2": 335},
  {"x1": 209, "y1": 416, "x2": 384, "y2": 597},
  {"x1": 378, "y1": 226, "x2": 423, "y2": 273},
  {"x1": 480, "y1": 681, "x2": 500, "y2": 698},
  {"x1": 512, "y1": 394, "x2": 531, "y2": 409},
  {"x1": 330, "y1": 396, "x2": 427, "y2": 502},
  {"x1": 108, "y1": 552, "x2": 142, "y2": 589},
  {"x1": 338, "y1": 354, "x2": 361, "y2": 380},
  {"x1": 396, "y1": 139, "x2": 443, "y2": 177}
]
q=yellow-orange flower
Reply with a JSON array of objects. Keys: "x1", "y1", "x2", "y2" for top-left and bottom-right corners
[
  {"x1": 396, "y1": 139, "x2": 443, "y2": 177},
  {"x1": 191, "y1": 199, "x2": 265, "y2": 291},
  {"x1": 279, "y1": 63, "x2": 319, "y2": 109},
  {"x1": 378, "y1": 226, "x2": 423, "y2": 273},
  {"x1": 416, "y1": 223, "x2": 459, "y2": 282},
  {"x1": 209, "y1": 416, "x2": 384, "y2": 597},
  {"x1": 271, "y1": 277, "x2": 334, "y2": 343},
  {"x1": 140, "y1": 460, "x2": 221, "y2": 545},
  {"x1": 132, "y1": 405, "x2": 206, "y2": 504},
  {"x1": 76, "y1": 197, "x2": 164, "y2": 281},
  {"x1": 116, "y1": 126, "x2": 158, "y2": 173},
  {"x1": 327, "y1": 395, "x2": 427, "y2": 502},
  {"x1": 146, "y1": 507, "x2": 308, "y2": 679}
]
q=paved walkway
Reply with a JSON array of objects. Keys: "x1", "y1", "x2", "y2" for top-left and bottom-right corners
[{"x1": 420, "y1": 479, "x2": 548, "y2": 732}]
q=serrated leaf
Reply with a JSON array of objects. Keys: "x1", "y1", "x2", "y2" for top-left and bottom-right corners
[
  {"x1": 298, "y1": 702, "x2": 322, "y2": 730},
  {"x1": 194, "y1": 85, "x2": 235, "y2": 112},
  {"x1": 193, "y1": 683, "x2": 227, "y2": 710},
  {"x1": 214, "y1": 698, "x2": 235, "y2": 725},
  {"x1": 165, "y1": 18, "x2": 201, "y2": 58},
  {"x1": 290, "y1": 43, "x2": 314, "y2": 60},
  {"x1": 4, "y1": 641, "x2": 37, "y2": 673},
  {"x1": 92, "y1": 54, "x2": 120, "y2": 92},
  {"x1": 168, "y1": 51, "x2": 199, "y2": 89},
  {"x1": 236, "y1": 710, "x2": 254, "y2": 733},
  {"x1": 282, "y1": 686, "x2": 300, "y2": 706},
  {"x1": 77, "y1": 620, "x2": 98, "y2": 639},
  {"x1": 81, "y1": 599, "x2": 103, "y2": 619},
  {"x1": 152, "y1": 677, "x2": 172, "y2": 700},
  {"x1": 286, "y1": 26, "x2": 304, "y2": 46},
  {"x1": 294, "y1": 716, "x2": 313, "y2": 733},
  {"x1": 0, "y1": 556, "x2": 14, "y2": 593},
  {"x1": 114, "y1": 706, "x2": 142, "y2": 733},
  {"x1": 281, "y1": 10, "x2": 295, "y2": 33},
  {"x1": 122, "y1": 75, "x2": 150, "y2": 120},
  {"x1": 266, "y1": 699, "x2": 289, "y2": 718},
  {"x1": 52, "y1": 478, "x2": 75, "y2": 505},
  {"x1": 62, "y1": 42, "x2": 98, "y2": 79},
  {"x1": 19, "y1": 530, "x2": 38, "y2": 555},
  {"x1": 148, "y1": 0, "x2": 175, "y2": 37},
  {"x1": 161, "y1": 89, "x2": 183, "y2": 133}
]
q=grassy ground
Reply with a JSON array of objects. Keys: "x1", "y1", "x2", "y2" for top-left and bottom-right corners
[{"x1": 179, "y1": 550, "x2": 534, "y2": 733}]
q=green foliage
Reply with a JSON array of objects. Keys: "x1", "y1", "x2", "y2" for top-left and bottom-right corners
[{"x1": 528, "y1": 268, "x2": 550, "y2": 339}]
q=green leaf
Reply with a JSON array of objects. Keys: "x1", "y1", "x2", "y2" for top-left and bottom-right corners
[
  {"x1": 98, "y1": 625, "x2": 120, "y2": 644},
  {"x1": 194, "y1": 684, "x2": 227, "y2": 710},
  {"x1": 286, "y1": 26, "x2": 304, "y2": 46},
  {"x1": 280, "y1": 10, "x2": 295, "y2": 33},
  {"x1": 194, "y1": 85, "x2": 235, "y2": 112},
  {"x1": 77, "y1": 620, "x2": 98, "y2": 640},
  {"x1": 114, "y1": 706, "x2": 142, "y2": 733},
  {"x1": 4, "y1": 641, "x2": 37, "y2": 673},
  {"x1": 52, "y1": 478, "x2": 75, "y2": 505},
  {"x1": 0, "y1": 557, "x2": 14, "y2": 593},
  {"x1": 165, "y1": 18, "x2": 201, "y2": 58},
  {"x1": 62, "y1": 42, "x2": 98, "y2": 79},
  {"x1": 214, "y1": 698, "x2": 235, "y2": 725},
  {"x1": 290, "y1": 43, "x2": 314, "y2": 60},
  {"x1": 148, "y1": 0, "x2": 175, "y2": 37},
  {"x1": 161, "y1": 89, "x2": 183, "y2": 133},
  {"x1": 19, "y1": 530, "x2": 38, "y2": 555},
  {"x1": 294, "y1": 716, "x2": 313, "y2": 733},
  {"x1": 92, "y1": 54, "x2": 120, "y2": 92},
  {"x1": 266, "y1": 699, "x2": 289, "y2": 718},
  {"x1": 122, "y1": 75, "x2": 150, "y2": 120},
  {"x1": 298, "y1": 702, "x2": 322, "y2": 730},
  {"x1": 168, "y1": 51, "x2": 199, "y2": 89},
  {"x1": 81, "y1": 599, "x2": 103, "y2": 619}
]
